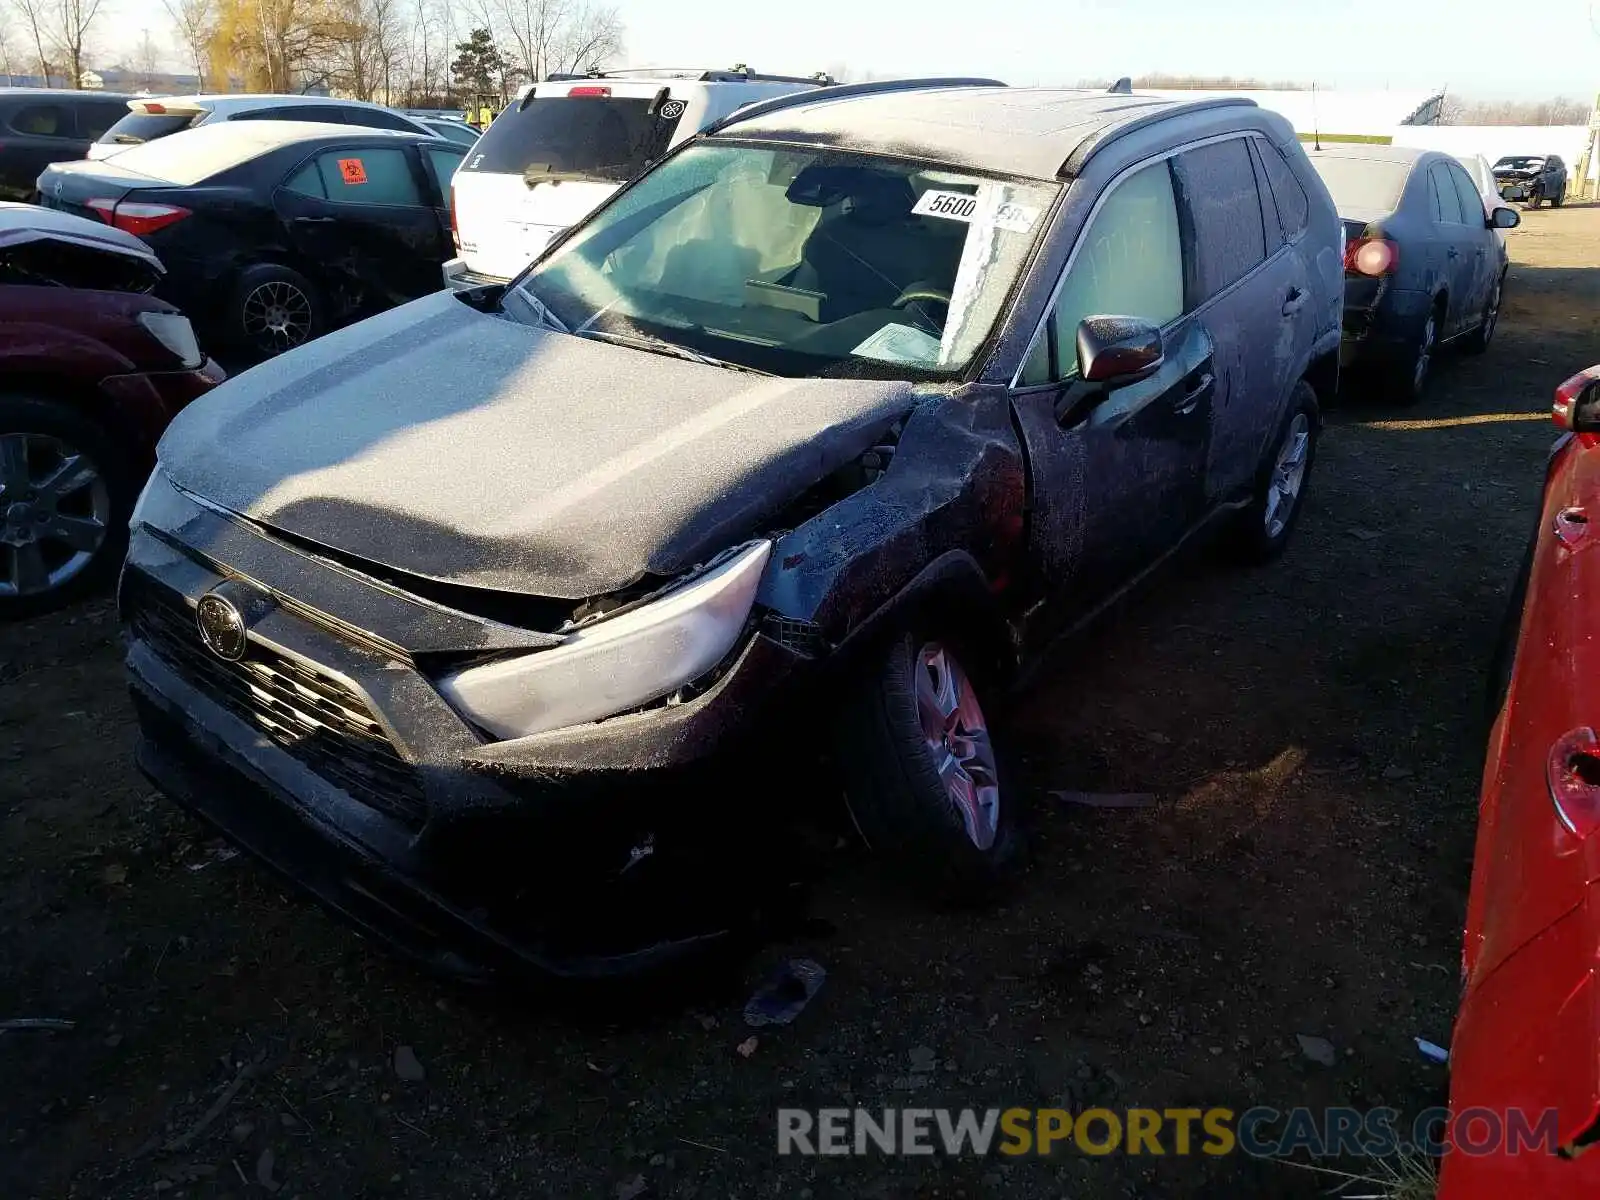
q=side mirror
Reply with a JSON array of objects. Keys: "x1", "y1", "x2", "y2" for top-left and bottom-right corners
[
  {"x1": 1077, "y1": 315, "x2": 1164, "y2": 384},
  {"x1": 1554, "y1": 368, "x2": 1600, "y2": 433},
  {"x1": 1490, "y1": 207, "x2": 1521, "y2": 230}
]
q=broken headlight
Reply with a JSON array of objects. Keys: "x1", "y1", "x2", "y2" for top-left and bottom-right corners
[{"x1": 437, "y1": 541, "x2": 771, "y2": 740}]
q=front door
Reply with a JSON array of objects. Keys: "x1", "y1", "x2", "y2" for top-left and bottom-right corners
[
  {"x1": 1445, "y1": 160, "x2": 1496, "y2": 329},
  {"x1": 1427, "y1": 161, "x2": 1477, "y2": 338},
  {"x1": 274, "y1": 144, "x2": 451, "y2": 312},
  {"x1": 1010, "y1": 156, "x2": 1212, "y2": 616}
]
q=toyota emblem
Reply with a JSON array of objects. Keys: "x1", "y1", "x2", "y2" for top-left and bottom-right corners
[{"x1": 195, "y1": 593, "x2": 248, "y2": 662}]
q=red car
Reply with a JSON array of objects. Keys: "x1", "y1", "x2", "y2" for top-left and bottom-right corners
[
  {"x1": 0, "y1": 202, "x2": 223, "y2": 618},
  {"x1": 1443, "y1": 366, "x2": 1600, "y2": 1196}
]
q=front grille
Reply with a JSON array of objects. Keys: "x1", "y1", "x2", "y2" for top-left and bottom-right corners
[{"x1": 126, "y1": 574, "x2": 428, "y2": 829}]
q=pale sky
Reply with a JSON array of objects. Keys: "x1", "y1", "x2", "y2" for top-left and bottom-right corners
[{"x1": 93, "y1": 0, "x2": 1600, "y2": 101}]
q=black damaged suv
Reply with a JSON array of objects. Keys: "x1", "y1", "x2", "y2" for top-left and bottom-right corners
[{"x1": 123, "y1": 79, "x2": 1342, "y2": 981}]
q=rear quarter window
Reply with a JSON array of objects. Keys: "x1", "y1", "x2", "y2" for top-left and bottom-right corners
[
  {"x1": 8, "y1": 104, "x2": 68, "y2": 136},
  {"x1": 463, "y1": 96, "x2": 684, "y2": 180},
  {"x1": 1255, "y1": 139, "x2": 1310, "y2": 238}
]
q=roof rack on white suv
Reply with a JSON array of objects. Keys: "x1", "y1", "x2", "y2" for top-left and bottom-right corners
[
  {"x1": 548, "y1": 66, "x2": 837, "y2": 86},
  {"x1": 702, "y1": 76, "x2": 1008, "y2": 136}
]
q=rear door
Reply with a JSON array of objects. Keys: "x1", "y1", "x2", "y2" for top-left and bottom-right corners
[
  {"x1": 453, "y1": 82, "x2": 688, "y2": 279},
  {"x1": 274, "y1": 143, "x2": 451, "y2": 309},
  {"x1": 1010, "y1": 156, "x2": 1212, "y2": 612}
]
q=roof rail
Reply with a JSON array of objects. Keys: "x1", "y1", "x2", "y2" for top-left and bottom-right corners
[
  {"x1": 703, "y1": 76, "x2": 1008, "y2": 137},
  {"x1": 546, "y1": 66, "x2": 837, "y2": 86},
  {"x1": 1058, "y1": 96, "x2": 1257, "y2": 178}
]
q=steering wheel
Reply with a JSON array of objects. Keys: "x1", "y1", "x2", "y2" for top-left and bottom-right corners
[{"x1": 892, "y1": 285, "x2": 953, "y2": 310}]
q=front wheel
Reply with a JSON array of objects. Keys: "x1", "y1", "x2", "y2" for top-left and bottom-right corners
[
  {"x1": 0, "y1": 397, "x2": 135, "y2": 620},
  {"x1": 1464, "y1": 275, "x2": 1503, "y2": 355},
  {"x1": 1224, "y1": 381, "x2": 1319, "y2": 565},
  {"x1": 836, "y1": 632, "x2": 1018, "y2": 903}
]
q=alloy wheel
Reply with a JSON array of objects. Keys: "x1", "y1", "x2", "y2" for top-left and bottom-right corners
[
  {"x1": 1263, "y1": 413, "x2": 1311, "y2": 540},
  {"x1": 1414, "y1": 313, "x2": 1436, "y2": 393},
  {"x1": 913, "y1": 642, "x2": 1000, "y2": 850},
  {"x1": 241, "y1": 280, "x2": 314, "y2": 354},
  {"x1": 0, "y1": 432, "x2": 111, "y2": 599}
]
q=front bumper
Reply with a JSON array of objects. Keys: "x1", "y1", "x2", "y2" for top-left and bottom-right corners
[
  {"x1": 122, "y1": 480, "x2": 812, "y2": 982},
  {"x1": 1497, "y1": 180, "x2": 1534, "y2": 201}
]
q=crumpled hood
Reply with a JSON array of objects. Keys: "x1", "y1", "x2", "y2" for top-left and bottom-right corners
[{"x1": 158, "y1": 291, "x2": 917, "y2": 600}]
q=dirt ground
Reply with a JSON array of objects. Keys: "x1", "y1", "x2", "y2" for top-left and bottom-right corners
[{"x1": 5, "y1": 207, "x2": 1600, "y2": 1200}]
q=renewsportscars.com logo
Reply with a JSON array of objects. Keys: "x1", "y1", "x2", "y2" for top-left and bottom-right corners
[{"x1": 777, "y1": 1106, "x2": 1562, "y2": 1158}]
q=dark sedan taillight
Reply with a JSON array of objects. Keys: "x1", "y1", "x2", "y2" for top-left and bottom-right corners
[
  {"x1": 1343, "y1": 237, "x2": 1399, "y2": 277},
  {"x1": 86, "y1": 198, "x2": 191, "y2": 237}
]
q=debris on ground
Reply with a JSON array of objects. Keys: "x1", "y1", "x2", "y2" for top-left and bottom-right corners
[
  {"x1": 1296, "y1": 1034, "x2": 1338, "y2": 1067},
  {"x1": 908, "y1": 1045, "x2": 937, "y2": 1073},
  {"x1": 743, "y1": 958, "x2": 827, "y2": 1027},
  {"x1": 393, "y1": 1045, "x2": 425, "y2": 1082},
  {"x1": 1050, "y1": 791, "x2": 1157, "y2": 809},
  {"x1": 735, "y1": 1036, "x2": 759, "y2": 1058},
  {"x1": 255, "y1": 1147, "x2": 278, "y2": 1192},
  {"x1": 615, "y1": 1173, "x2": 649, "y2": 1200},
  {"x1": 1415, "y1": 1037, "x2": 1450, "y2": 1064}
]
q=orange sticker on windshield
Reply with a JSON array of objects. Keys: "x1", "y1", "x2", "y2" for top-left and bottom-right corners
[{"x1": 338, "y1": 158, "x2": 367, "y2": 185}]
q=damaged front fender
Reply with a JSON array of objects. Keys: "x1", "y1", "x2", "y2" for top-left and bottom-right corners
[{"x1": 756, "y1": 384, "x2": 1026, "y2": 663}]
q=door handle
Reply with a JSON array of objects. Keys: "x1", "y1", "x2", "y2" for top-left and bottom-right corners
[
  {"x1": 1173, "y1": 371, "x2": 1214, "y2": 415},
  {"x1": 1281, "y1": 286, "x2": 1306, "y2": 316},
  {"x1": 293, "y1": 215, "x2": 337, "y2": 224}
]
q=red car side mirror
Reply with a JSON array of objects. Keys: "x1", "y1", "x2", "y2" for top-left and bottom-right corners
[{"x1": 1553, "y1": 367, "x2": 1600, "y2": 433}]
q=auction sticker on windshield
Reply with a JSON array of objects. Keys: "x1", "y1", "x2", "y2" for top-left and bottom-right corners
[{"x1": 914, "y1": 189, "x2": 1039, "y2": 233}]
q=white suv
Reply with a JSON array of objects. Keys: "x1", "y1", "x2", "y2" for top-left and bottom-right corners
[
  {"x1": 443, "y1": 67, "x2": 831, "y2": 288},
  {"x1": 87, "y1": 95, "x2": 434, "y2": 160}
]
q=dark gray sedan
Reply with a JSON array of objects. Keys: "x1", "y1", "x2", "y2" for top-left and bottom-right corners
[{"x1": 1309, "y1": 144, "x2": 1520, "y2": 402}]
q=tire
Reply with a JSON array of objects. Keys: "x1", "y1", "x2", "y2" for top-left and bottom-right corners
[
  {"x1": 1389, "y1": 301, "x2": 1441, "y2": 404},
  {"x1": 0, "y1": 396, "x2": 138, "y2": 620},
  {"x1": 836, "y1": 630, "x2": 1019, "y2": 904},
  {"x1": 228, "y1": 264, "x2": 323, "y2": 359},
  {"x1": 1224, "y1": 380, "x2": 1319, "y2": 565},
  {"x1": 1464, "y1": 274, "x2": 1504, "y2": 355}
]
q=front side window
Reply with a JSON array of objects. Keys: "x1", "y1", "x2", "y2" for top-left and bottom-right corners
[
  {"x1": 1448, "y1": 164, "x2": 1486, "y2": 224},
  {"x1": 511, "y1": 142, "x2": 1058, "y2": 380},
  {"x1": 313, "y1": 148, "x2": 420, "y2": 205},
  {"x1": 1019, "y1": 160, "x2": 1183, "y2": 385},
  {"x1": 1174, "y1": 138, "x2": 1267, "y2": 302}
]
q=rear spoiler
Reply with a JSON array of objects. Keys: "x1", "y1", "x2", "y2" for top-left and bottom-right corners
[
  {"x1": 127, "y1": 99, "x2": 206, "y2": 116},
  {"x1": 702, "y1": 76, "x2": 1007, "y2": 137}
]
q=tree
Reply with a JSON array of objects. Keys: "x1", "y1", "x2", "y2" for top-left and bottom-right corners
[
  {"x1": 163, "y1": 0, "x2": 217, "y2": 86},
  {"x1": 462, "y1": 0, "x2": 619, "y2": 86},
  {"x1": 450, "y1": 25, "x2": 501, "y2": 96},
  {"x1": 0, "y1": 17, "x2": 19, "y2": 84},
  {"x1": 133, "y1": 26, "x2": 163, "y2": 89},
  {"x1": 212, "y1": 0, "x2": 345, "y2": 93},
  {"x1": 11, "y1": 0, "x2": 107, "y2": 87}
]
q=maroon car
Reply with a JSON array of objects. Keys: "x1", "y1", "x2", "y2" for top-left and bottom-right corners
[{"x1": 0, "y1": 202, "x2": 224, "y2": 618}]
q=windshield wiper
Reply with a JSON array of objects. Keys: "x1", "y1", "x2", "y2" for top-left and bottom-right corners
[
  {"x1": 502, "y1": 286, "x2": 569, "y2": 333},
  {"x1": 578, "y1": 329, "x2": 771, "y2": 375}
]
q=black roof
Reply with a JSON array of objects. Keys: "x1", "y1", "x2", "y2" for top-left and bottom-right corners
[
  {"x1": 718, "y1": 85, "x2": 1257, "y2": 180},
  {"x1": 0, "y1": 87, "x2": 136, "y2": 102}
]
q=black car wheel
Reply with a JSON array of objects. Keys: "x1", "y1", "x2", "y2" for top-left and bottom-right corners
[
  {"x1": 1464, "y1": 275, "x2": 1503, "y2": 355},
  {"x1": 1225, "y1": 381, "x2": 1319, "y2": 565},
  {"x1": 837, "y1": 631, "x2": 1018, "y2": 903},
  {"x1": 231, "y1": 264, "x2": 323, "y2": 358},
  {"x1": 0, "y1": 397, "x2": 135, "y2": 620}
]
